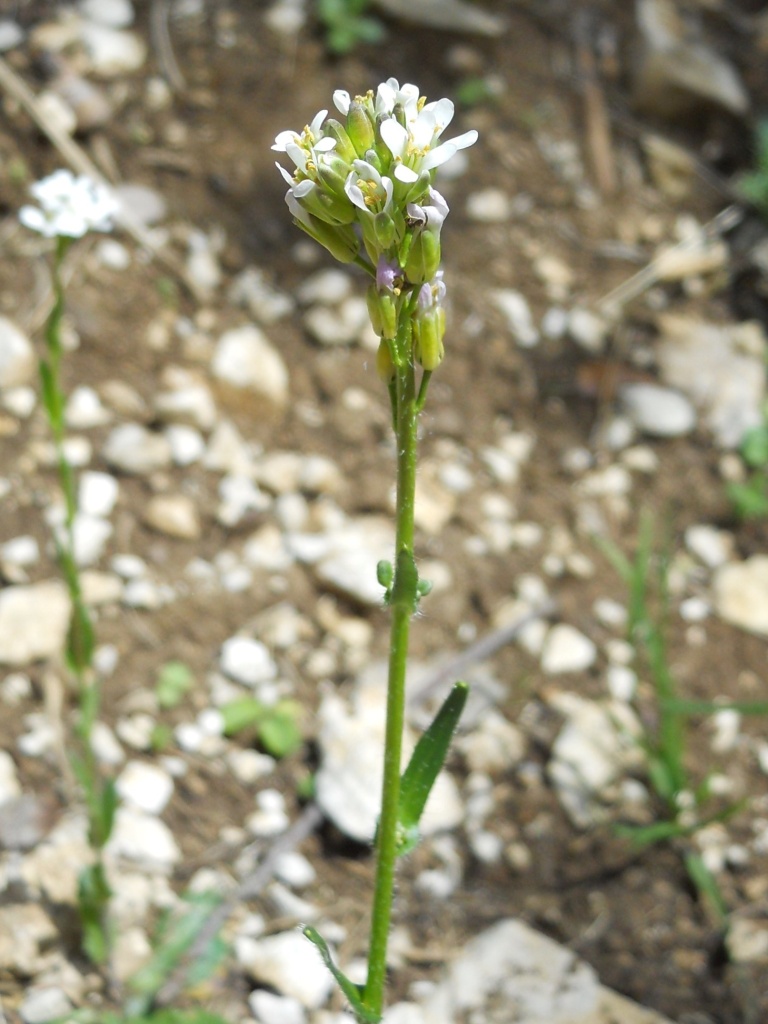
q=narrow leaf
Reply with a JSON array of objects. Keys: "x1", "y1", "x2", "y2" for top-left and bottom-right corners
[
  {"x1": 397, "y1": 681, "x2": 468, "y2": 840},
  {"x1": 303, "y1": 926, "x2": 381, "y2": 1024}
]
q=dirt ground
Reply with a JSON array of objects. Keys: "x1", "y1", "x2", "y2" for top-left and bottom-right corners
[{"x1": 1, "y1": 2, "x2": 768, "y2": 1023}]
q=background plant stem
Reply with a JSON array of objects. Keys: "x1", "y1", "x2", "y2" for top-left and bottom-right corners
[{"x1": 364, "y1": 346, "x2": 418, "y2": 1017}]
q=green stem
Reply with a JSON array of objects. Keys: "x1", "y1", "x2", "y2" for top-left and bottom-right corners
[{"x1": 364, "y1": 326, "x2": 419, "y2": 1017}]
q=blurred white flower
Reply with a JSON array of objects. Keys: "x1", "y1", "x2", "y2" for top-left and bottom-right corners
[{"x1": 19, "y1": 169, "x2": 119, "y2": 238}]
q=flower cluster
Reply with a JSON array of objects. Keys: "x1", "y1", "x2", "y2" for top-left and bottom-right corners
[
  {"x1": 19, "y1": 169, "x2": 119, "y2": 239},
  {"x1": 273, "y1": 79, "x2": 477, "y2": 372}
]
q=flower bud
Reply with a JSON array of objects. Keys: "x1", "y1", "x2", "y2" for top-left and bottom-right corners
[
  {"x1": 322, "y1": 119, "x2": 357, "y2": 164},
  {"x1": 367, "y1": 285, "x2": 398, "y2": 339},
  {"x1": 404, "y1": 229, "x2": 441, "y2": 285},
  {"x1": 376, "y1": 337, "x2": 396, "y2": 382},
  {"x1": 301, "y1": 183, "x2": 356, "y2": 226},
  {"x1": 316, "y1": 157, "x2": 354, "y2": 205},
  {"x1": 413, "y1": 309, "x2": 445, "y2": 370},
  {"x1": 374, "y1": 211, "x2": 396, "y2": 249},
  {"x1": 301, "y1": 216, "x2": 359, "y2": 263},
  {"x1": 347, "y1": 101, "x2": 375, "y2": 155}
]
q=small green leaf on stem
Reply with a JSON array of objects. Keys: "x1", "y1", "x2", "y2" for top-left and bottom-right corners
[
  {"x1": 397, "y1": 681, "x2": 469, "y2": 850},
  {"x1": 303, "y1": 926, "x2": 381, "y2": 1024}
]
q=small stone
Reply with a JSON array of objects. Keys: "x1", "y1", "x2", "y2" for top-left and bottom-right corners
[
  {"x1": 466, "y1": 188, "x2": 511, "y2": 222},
  {"x1": 228, "y1": 267, "x2": 295, "y2": 324},
  {"x1": 80, "y1": 0, "x2": 135, "y2": 27},
  {"x1": 250, "y1": 990, "x2": 307, "y2": 1024},
  {"x1": 421, "y1": 919, "x2": 599, "y2": 1024},
  {"x1": 79, "y1": 471, "x2": 119, "y2": 517},
  {"x1": 245, "y1": 788, "x2": 289, "y2": 837},
  {"x1": 103, "y1": 423, "x2": 172, "y2": 474},
  {"x1": 0, "y1": 750, "x2": 21, "y2": 803},
  {"x1": 220, "y1": 636, "x2": 277, "y2": 687},
  {"x1": 217, "y1": 475, "x2": 269, "y2": 527},
  {"x1": 0, "y1": 317, "x2": 35, "y2": 388},
  {"x1": 541, "y1": 624, "x2": 597, "y2": 674},
  {"x1": 212, "y1": 324, "x2": 289, "y2": 409},
  {"x1": 165, "y1": 424, "x2": 205, "y2": 466},
  {"x1": 186, "y1": 230, "x2": 222, "y2": 297},
  {"x1": 568, "y1": 307, "x2": 608, "y2": 353},
  {"x1": 0, "y1": 581, "x2": 69, "y2": 666},
  {"x1": 685, "y1": 524, "x2": 733, "y2": 569},
  {"x1": 97, "y1": 238, "x2": 131, "y2": 269},
  {"x1": 727, "y1": 919, "x2": 768, "y2": 963},
  {"x1": 1, "y1": 535, "x2": 39, "y2": 567},
  {"x1": 0, "y1": 904, "x2": 57, "y2": 971},
  {"x1": 620, "y1": 383, "x2": 696, "y2": 438},
  {"x1": 237, "y1": 929, "x2": 335, "y2": 1008},
  {"x1": 113, "y1": 183, "x2": 167, "y2": 228},
  {"x1": 65, "y1": 385, "x2": 111, "y2": 428},
  {"x1": 20, "y1": 986, "x2": 71, "y2": 1024},
  {"x1": 143, "y1": 494, "x2": 201, "y2": 540},
  {"x1": 116, "y1": 761, "x2": 174, "y2": 814},
  {"x1": 633, "y1": 0, "x2": 748, "y2": 117},
  {"x1": 155, "y1": 379, "x2": 217, "y2": 431},
  {"x1": 106, "y1": 806, "x2": 181, "y2": 872},
  {"x1": 0, "y1": 20, "x2": 24, "y2": 52},
  {"x1": 296, "y1": 269, "x2": 351, "y2": 305},
  {"x1": 714, "y1": 556, "x2": 768, "y2": 638},
  {"x1": 274, "y1": 851, "x2": 316, "y2": 889},
  {"x1": 90, "y1": 721, "x2": 124, "y2": 765},
  {"x1": 492, "y1": 290, "x2": 539, "y2": 347},
  {"x1": 79, "y1": 23, "x2": 146, "y2": 75},
  {"x1": 303, "y1": 297, "x2": 368, "y2": 346},
  {"x1": 226, "y1": 748, "x2": 275, "y2": 785}
]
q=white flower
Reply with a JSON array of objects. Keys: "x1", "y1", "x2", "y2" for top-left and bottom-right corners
[
  {"x1": 19, "y1": 169, "x2": 119, "y2": 238},
  {"x1": 375, "y1": 78, "x2": 420, "y2": 122},
  {"x1": 407, "y1": 188, "x2": 450, "y2": 233},
  {"x1": 344, "y1": 160, "x2": 394, "y2": 216},
  {"x1": 272, "y1": 110, "x2": 335, "y2": 177},
  {"x1": 380, "y1": 104, "x2": 478, "y2": 184}
]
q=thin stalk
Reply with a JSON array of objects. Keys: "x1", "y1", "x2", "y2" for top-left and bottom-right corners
[{"x1": 364, "y1": 344, "x2": 419, "y2": 1017}]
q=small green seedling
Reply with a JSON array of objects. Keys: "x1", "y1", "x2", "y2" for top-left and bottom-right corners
[
  {"x1": 727, "y1": 410, "x2": 768, "y2": 520},
  {"x1": 599, "y1": 516, "x2": 744, "y2": 923},
  {"x1": 316, "y1": 0, "x2": 384, "y2": 53},
  {"x1": 156, "y1": 661, "x2": 194, "y2": 710},
  {"x1": 220, "y1": 696, "x2": 303, "y2": 758}
]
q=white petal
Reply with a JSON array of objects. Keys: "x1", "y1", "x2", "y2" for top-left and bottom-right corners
[
  {"x1": 344, "y1": 171, "x2": 367, "y2": 212},
  {"x1": 19, "y1": 205, "x2": 52, "y2": 235},
  {"x1": 394, "y1": 165, "x2": 419, "y2": 184},
  {"x1": 411, "y1": 111, "x2": 437, "y2": 149},
  {"x1": 293, "y1": 179, "x2": 316, "y2": 198},
  {"x1": 382, "y1": 177, "x2": 394, "y2": 210},
  {"x1": 333, "y1": 91, "x2": 351, "y2": 115},
  {"x1": 309, "y1": 109, "x2": 328, "y2": 136},
  {"x1": 376, "y1": 82, "x2": 396, "y2": 116},
  {"x1": 314, "y1": 137, "x2": 337, "y2": 153},
  {"x1": 380, "y1": 118, "x2": 408, "y2": 159},
  {"x1": 421, "y1": 142, "x2": 457, "y2": 172},
  {"x1": 285, "y1": 141, "x2": 308, "y2": 173},
  {"x1": 447, "y1": 129, "x2": 478, "y2": 151},
  {"x1": 272, "y1": 130, "x2": 300, "y2": 152},
  {"x1": 352, "y1": 159, "x2": 383, "y2": 189},
  {"x1": 286, "y1": 192, "x2": 312, "y2": 228},
  {"x1": 275, "y1": 162, "x2": 295, "y2": 186},
  {"x1": 428, "y1": 98, "x2": 455, "y2": 134}
]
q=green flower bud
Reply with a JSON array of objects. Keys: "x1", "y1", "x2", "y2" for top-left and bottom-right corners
[
  {"x1": 322, "y1": 119, "x2": 357, "y2": 164},
  {"x1": 366, "y1": 283, "x2": 383, "y2": 335},
  {"x1": 376, "y1": 337, "x2": 396, "y2": 382},
  {"x1": 347, "y1": 101, "x2": 375, "y2": 155},
  {"x1": 413, "y1": 310, "x2": 445, "y2": 371},
  {"x1": 316, "y1": 157, "x2": 353, "y2": 204},
  {"x1": 298, "y1": 215, "x2": 359, "y2": 264},
  {"x1": 364, "y1": 148, "x2": 383, "y2": 175},
  {"x1": 366, "y1": 286, "x2": 398, "y2": 339},
  {"x1": 301, "y1": 184, "x2": 356, "y2": 226},
  {"x1": 374, "y1": 211, "x2": 395, "y2": 249},
  {"x1": 404, "y1": 229, "x2": 441, "y2": 285}
]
